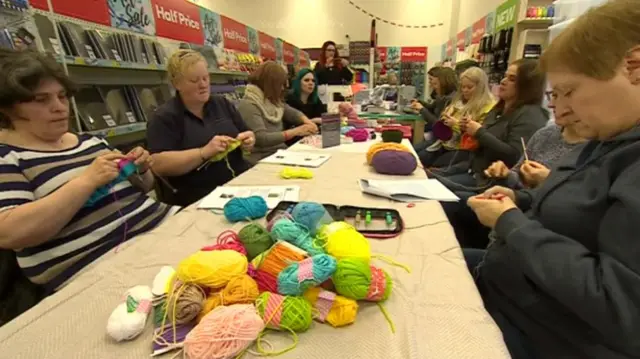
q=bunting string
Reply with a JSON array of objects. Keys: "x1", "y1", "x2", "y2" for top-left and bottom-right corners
[{"x1": 347, "y1": 0, "x2": 444, "y2": 29}]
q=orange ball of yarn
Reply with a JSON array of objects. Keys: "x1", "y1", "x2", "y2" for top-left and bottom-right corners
[
  {"x1": 197, "y1": 275, "x2": 259, "y2": 322},
  {"x1": 366, "y1": 142, "x2": 411, "y2": 164},
  {"x1": 257, "y1": 241, "x2": 307, "y2": 278}
]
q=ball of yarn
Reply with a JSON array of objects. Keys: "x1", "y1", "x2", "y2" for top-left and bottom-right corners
[
  {"x1": 266, "y1": 212, "x2": 293, "y2": 232},
  {"x1": 255, "y1": 292, "x2": 313, "y2": 332},
  {"x1": 197, "y1": 274, "x2": 259, "y2": 322},
  {"x1": 177, "y1": 250, "x2": 248, "y2": 289},
  {"x1": 366, "y1": 142, "x2": 411, "y2": 164},
  {"x1": 333, "y1": 258, "x2": 392, "y2": 302},
  {"x1": 238, "y1": 223, "x2": 274, "y2": 261},
  {"x1": 201, "y1": 230, "x2": 247, "y2": 256},
  {"x1": 323, "y1": 226, "x2": 371, "y2": 261},
  {"x1": 291, "y1": 202, "x2": 334, "y2": 237},
  {"x1": 371, "y1": 150, "x2": 417, "y2": 175},
  {"x1": 280, "y1": 167, "x2": 314, "y2": 179},
  {"x1": 303, "y1": 287, "x2": 358, "y2": 328},
  {"x1": 223, "y1": 196, "x2": 268, "y2": 223},
  {"x1": 107, "y1": 285, "x2": 153, "y2": 342},
  {"x1": 256, "y1": 240, "x2": 307, "y2": 277},
  {"x1": 277, "y1": 254, "x2": 337, "y2": 296},
  {"x1": 432, "y1": 120, "x2": 453, "y2": 141},
  {"x1": 345, "y1": 128, "x2": 369, "y2": 142},
  {"x1": 166, "y1": 283, "x2": 205, "y2": 325},
  {"x1": 340, "y1": 125, "x2": 356, "y2": 135},
  {"x1": 271, "y1": 218, "x2": 324, "y2": 255},
  {"x1": 317, "y1": 221, "x2": 355, "y2": 240},
  {"x1": 381, "y1": 129, "x2": 403, "y2": 143},
  {"x1": 254, "y1": 269, "x2": 278, "y2": 293},
  {"x1": 184, "y1": 304, "x2": 264, "y2": 359}
]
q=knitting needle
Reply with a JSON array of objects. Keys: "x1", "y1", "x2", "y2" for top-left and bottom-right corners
[
  {"x1": 520, "y1": 137, "x2": 529, "y2": 162},
  {"x1": 150, "y1": 169, "x2": 178, "y2": 193}
]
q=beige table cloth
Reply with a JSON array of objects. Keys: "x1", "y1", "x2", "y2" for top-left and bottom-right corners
[{"x1": 0, "y1": 142, "x2": 509, "y2": 359}]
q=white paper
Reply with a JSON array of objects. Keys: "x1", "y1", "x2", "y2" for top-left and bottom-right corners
[
  {"x1": 125, "y1": 112, "x2": 136, "y2": 123},
  {"x1": 359, "y1": 178, "x2": 459, "y2": 202},
  {"x1": 197, "y1": 185, "x2": 301, "y2": 209},
  {"x1": 259, "y1": 150, "x2": 331, "y2": 168},
  {"x1": 103, "y1": 115, "x2": 117, "y2": 127}
]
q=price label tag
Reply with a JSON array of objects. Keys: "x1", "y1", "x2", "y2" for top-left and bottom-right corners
[
  {"x1": 85, "y1": 45, "x2": 96, "y2": 60},
  {"x1": 111, "y1": 49, "x2": 122, "y2": 61},
  {"x1": 141, "y1": 52, "x2": 148, "y2": 64},
  {"x1": 74, "y1": 57, "x2": 85, "y2": 65},
  {"x1": 125, "y1": 112, "x2": 136, "y2": 123},
  {"x1": 103, "y1": 115, "x2": 117, "y2": 127},
  {"x1": 49, "y1": 38, "x2": 62, "y2": 55},
  {"x1": 110, "y1": 60, "x2": 120, "y2": 67}
]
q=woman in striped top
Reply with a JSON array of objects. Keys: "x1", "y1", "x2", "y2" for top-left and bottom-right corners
[{"x1": 0, "y1": 49, "x2": 179, "y2": 293}]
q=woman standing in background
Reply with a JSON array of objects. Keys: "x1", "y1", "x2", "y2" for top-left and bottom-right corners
[
  {"x1": 314, "y1": 41, "x2": 353, "y2": 85},
  {"x1": 147, "y1": 50, "x2": 255, "y2": 207},
  {"x1": 239, "y1": 62, "x2": 318, "y2": 164}
]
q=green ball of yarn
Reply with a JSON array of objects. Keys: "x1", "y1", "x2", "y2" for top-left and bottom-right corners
[
  {"x1": 381, "y1": 129, "x2": 403, "y2": 143},
  {"x1": 239, "y1": 223, "x2": 274, "y2": 261},
  {"x1": 333, "y1": 258, "x2": 392, "y2": 302},
  {"x1": 255, "y1": 292, "x2": 312, "y2": 332}
]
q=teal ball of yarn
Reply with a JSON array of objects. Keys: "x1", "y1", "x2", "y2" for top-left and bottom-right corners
[
  {"x1": 277, "y1": 254, "x2": 337, "y2": 296},
  {"x1": 223, "y1": 196, "x2": 268, "y2": 223},
  {"x1": 271, "y1": 218, "x2": 324, "y2": 255},
  {"x1": 291, "y1": 202, "x2": 333, "y2": 237}
]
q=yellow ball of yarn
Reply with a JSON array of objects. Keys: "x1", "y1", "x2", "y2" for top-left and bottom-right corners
[
  {"x1": 177, "y1": 250, "x2": 248, "y2": 289},
  {"x1": 366, "y1": 142, "x2": 411, "y2": 164},
  {"x1": 303, "y1": 287, "x2": 358, "y2": 328},
  {"x1": 317, "y1": 221, "x2": 355, "y2": 240},
  {"x1": 324, "y1": 227, "x2": 371, "y2": 261}
]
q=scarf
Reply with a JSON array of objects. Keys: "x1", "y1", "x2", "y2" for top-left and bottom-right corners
[{"x1": 243, "y1": 84, "x2": 284, "y2": 124}]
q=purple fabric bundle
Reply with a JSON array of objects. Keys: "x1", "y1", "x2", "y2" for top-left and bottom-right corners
[
  {"x1": 432, "y1": 121, "x2": 453, "y2": 141},
  {"x1": 370, "y1": 150, "x2": 417, "y2": 175},
  {"x1": 346, "y1": 128, "x2": 370, "y2": 142}
]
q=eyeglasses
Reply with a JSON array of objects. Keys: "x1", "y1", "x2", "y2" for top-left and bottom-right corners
[
  {"x1": 544, "y1": 91, "x2": 555, "y2": 102},
  {"x1": 326, "y1": 48, "x2": 336, "y2": 52}
]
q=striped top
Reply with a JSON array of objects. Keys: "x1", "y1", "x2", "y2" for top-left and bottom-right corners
[{"x1": 0, "y1": 134, "x2": 179, "y2": 291}]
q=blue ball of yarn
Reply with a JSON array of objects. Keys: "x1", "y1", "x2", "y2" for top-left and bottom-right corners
[
  {"x1": 341, "y1": 126, "x2": 356, "y2": 135},
  {"x1": 271, "y1": 218, "x2": 324, "y2": 255},
  {"x1": 291, "y1": 202, "x2": 333, "y2": 236},
  {"x1": 277, "y1": 254, "x2": 337, "y2": 296},
  {"x1": 223, "y1": 196, "x2": 268, "y2": 223}
]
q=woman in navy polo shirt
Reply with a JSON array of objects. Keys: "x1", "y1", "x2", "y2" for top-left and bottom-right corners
[{"x1": 147, "y1": 50, "x2": 255, "y2": 206}]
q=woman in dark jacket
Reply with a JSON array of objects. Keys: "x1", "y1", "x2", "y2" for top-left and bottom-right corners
[
  {"x1": 434, "y1": 59, "x2": 548, "y2": 189},
  {"x1": 286, "y1": 68, "x2": 326, "y2": 121},
  {"x1": 412, "y1": 66, "x2": 458, "y2": 154},
  {"x1": 314, "y1": 41, "x2": 353, "y2": 85},
  {"x1": 464, "y1": 2, "x2": 640, "y2": 358}
]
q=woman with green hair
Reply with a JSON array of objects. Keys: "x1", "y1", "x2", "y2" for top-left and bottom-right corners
[{"x1": 286, "y1": 68, "x2": 327, "y2": 123}]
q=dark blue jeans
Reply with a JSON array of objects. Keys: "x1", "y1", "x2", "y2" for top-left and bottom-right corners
[
  {"x1": 441, "y1": 190, "x2": 491, "y2": 248},
  {"x1": 463, "y1": 249, "x2": 538, "y2": 359}
]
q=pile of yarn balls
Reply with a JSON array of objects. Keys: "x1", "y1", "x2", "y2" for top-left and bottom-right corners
[
  {"x1": 110, "y1": 201, "x2": 395, "y2": 359},
  {"x1": 366, "y1": 142, "x2": 417, "y2": 176}
]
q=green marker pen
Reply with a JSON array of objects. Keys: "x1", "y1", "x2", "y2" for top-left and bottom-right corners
[
  {"x1": 355, "y1": 210, "x2": 361, "y2": 226},
  {"x1": 365, "y1": 211, "x2": 372, "y2": 225},
  {"x1": 385, "y1": 212, "x2": 393, "y2": 226}
]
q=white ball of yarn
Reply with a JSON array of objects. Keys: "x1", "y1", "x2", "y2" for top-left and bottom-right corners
[{"x1": 106, "y1": 285, "x2": 153, "y2": 342}]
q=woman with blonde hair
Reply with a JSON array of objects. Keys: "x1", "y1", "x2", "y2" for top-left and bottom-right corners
[
  {"x1": 238, "y1": 61, "x2": 318, "y2": 164},
  {"x1": 462, "y1": 1, "x2": 640, "y2": 357},
  {"x1": 418, "y1": 67, "x2": 495, "y2": 168},
  {"x1": 147, "y1": 50, "x2": 255, "y2": 206}
]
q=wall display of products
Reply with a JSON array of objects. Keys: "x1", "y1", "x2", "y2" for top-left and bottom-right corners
[{"x1": 348, "y1": 40, "x2": 370, "y2": 65}]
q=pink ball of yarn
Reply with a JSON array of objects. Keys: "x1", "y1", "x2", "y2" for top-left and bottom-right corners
[
  {"x1": 184, "y1": 304, "x2": 264, "y2": 359},
  {"x1": 346, "y1": 128, "x2": 370, "y2": 142},
  {"x1": 254, "y1": 270, "x2": 278, "y2": 293},
  {"x1": 201, "y1": 230, "x2": 248, "y2": 256}
]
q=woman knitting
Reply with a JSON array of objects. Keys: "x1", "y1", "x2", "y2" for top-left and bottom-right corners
[
  {"x1": 418, "y1": 67, "x2": 495, "y2": 169},
  {"x1": 238, "y1": 62, "x2": 318, "y2": 164},
  {"x1": 147, "y1": 50, "x2": 255, "y2": 207}
]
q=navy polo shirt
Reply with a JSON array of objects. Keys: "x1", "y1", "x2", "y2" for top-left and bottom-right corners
[{"x1": 147, "y1": 95, "x2": 250, "y2": 206}]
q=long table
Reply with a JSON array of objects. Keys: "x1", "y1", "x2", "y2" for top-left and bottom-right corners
[{"x1": 0, "y1": 139, "x2": 509, "y2": 359}]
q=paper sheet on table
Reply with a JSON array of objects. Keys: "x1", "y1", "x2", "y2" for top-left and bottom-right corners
[
  {"x1": 259, "y1": 149, "x2": 331, "y2": 168},
  {"x1": 359, "y1": 178, "x2": 459, "y2": 202},
  {"x1": 197, "y1": 185, "x2": 301, "y2": 209}
]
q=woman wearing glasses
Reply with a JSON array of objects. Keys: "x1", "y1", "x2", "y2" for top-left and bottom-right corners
[{"x1": 314, "y1": 41, "x2": 353, "y2": 85}]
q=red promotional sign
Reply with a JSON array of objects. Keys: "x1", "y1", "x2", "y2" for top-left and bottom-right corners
[
  {"x1": 456, "y1": 31, "x2": 466, "y2": 51},
  {"x1": 472, "y1": 17, "x2": 487, "y2": 44},
  {"x1": 400, "y1": 47, "x2": 427, "y2": 62},
  {"x1": 283, "y1": 42, "x2": 295, "y2": 64},
  {"x1": 378, "y1": 47, "x2": 387, "y2": 63},
  {"x1": 258, "y1": 32, "x2": 276, "y2": 60},
  {"x1": 221, "y1": 16, "x2": 249, "y2": 53},
  {"x1": 30, "y1": 0, "x2": 110, "y2": 25},
  {"x1": 151, "y1": 0, "x2": 203, "y2": 44}
]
